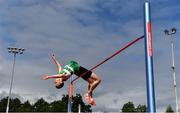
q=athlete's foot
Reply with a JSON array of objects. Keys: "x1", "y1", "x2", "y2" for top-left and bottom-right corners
[
  {"x1": 84, "y1": 93, "x2": 96, "y2": 106},
  {"x1": 89, "y1": 98, "x2": 96, "y2": 106},
  {"x1": 85, "y1": 93, "x2": 91, "y2": 103}
]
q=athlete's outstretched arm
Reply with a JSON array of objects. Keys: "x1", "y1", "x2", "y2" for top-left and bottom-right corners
[
  {"x1": 51, "y1": 53, "x2": 62, "y2": 72},
  {"x1": 42, "y1": 73, "x2": 71, "y2": 80},
  {"x1": 43, "y1": 74, "x2": 61, "y2": 80}
]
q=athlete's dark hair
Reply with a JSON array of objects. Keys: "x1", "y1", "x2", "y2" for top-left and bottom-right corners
[{"x1": 55, "y1": 82, "x2": 64, "y2": 89}]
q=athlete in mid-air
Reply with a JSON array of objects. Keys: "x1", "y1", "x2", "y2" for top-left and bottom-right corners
[{"x1": 42, "y1": 53, "x2": 101, "y2": 106}]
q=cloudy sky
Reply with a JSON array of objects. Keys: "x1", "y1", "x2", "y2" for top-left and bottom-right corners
[{"x1": 0, "y1": 0, "x2": 180, "y2": 112}]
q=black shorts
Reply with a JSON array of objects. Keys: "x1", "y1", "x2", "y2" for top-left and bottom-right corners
[{"x1": 74, "y1": 66, "x2": 92, "y2": 80}]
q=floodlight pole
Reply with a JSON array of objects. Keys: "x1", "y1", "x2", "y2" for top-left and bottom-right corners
[
  {"x1": 164, "y1": 28, "x2": 179, "y2": 113},
  {"x1": 78, "y1": 104, "x2": 81, "y2": 113},
  {"x1": 6, "y1": 47, "x2": 25, "y2": 113}
]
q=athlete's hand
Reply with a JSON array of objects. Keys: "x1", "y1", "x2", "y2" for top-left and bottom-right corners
[
  {"x1": 51, "y1": 53, "x2": 56, "y2": 59},
  {"x1": 42, "y1": 75, "x2": 49, "y2": 80}
]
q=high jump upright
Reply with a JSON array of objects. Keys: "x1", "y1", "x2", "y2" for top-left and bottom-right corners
[{"x1": 144, "y1": 1, "x2": 156, "y2": 113}]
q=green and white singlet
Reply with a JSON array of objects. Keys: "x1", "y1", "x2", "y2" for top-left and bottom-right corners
[{"x1": 59, "y1": 60, "x2": 80, "y2": 75}]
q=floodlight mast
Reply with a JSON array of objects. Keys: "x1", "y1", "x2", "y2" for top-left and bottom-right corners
[
  {"x1": 164, "y1": 28, "x2": 179, "y2": 113},
  {"x1": 6, "y1": 47, "x2": 25, "y2": 113}
]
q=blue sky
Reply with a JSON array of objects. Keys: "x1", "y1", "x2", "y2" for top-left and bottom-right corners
[{"x1": 0, "y1": 0, "x2": 180, "y2": 112}]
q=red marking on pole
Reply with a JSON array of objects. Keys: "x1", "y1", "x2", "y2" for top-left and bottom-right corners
[{"x1": 147, "y1": 22, "x2": 152, "y2": 56}]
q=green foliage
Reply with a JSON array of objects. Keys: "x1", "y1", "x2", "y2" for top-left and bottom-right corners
[
  {"x1": 72, "y1": 94, "x2": 92, "y2": 112},
  {"x1": 9, "y1": 98, "x2": 21, "y2": 112},
  {"x1": 0, "y1": 97, "x2": 8, "y2": 112},
  {"x1": 49, "y1": 100, "x2": 66, "y2": 112},
  {"x1": 135, "y1": 104, "x2": 147, "y2": 112},
  {"x1": 61, "y1": 94, "x2": 92, "y2": 112},
  {"x1": 19, "y1": 100, "x2": 33, "y2": 112},
  {"x1": 121, "y1": 101, "x2": 147, "y2": 113},
  {"x1": 122, "y1": 101, "x2": 136, "y2": 112},
  {"x1": 33, "y1": 98, "x2": 50, "y2": 112},
  {"x1": 0, "y1": 93, "x2": 91, "y2": 112},
  {"x1": 165, "y1": 105, "x2": 174, "y2": 113}
]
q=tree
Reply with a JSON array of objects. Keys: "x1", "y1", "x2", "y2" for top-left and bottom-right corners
[
  {"x1": 121, "y1": 102, "x2": 146, "y2": 113},
  {"x1": 61, "y1": 94, "x2": 92, "y2": 112},
  {"x1": 72, "y1": 94, "x2": 92, "y2": 112},
  {"x1": 135, "y1": 104, "x2": 147, "y2": 112},
  {"x1": 61, "y1": 94, "x2": 69, "y2": 105},
  {"x1": 166, "y1": 105, "x2": 174, "y2": 113},
  {"x1": 33, "y1": 98, "x2": 49, "y2": 112},
  {"x1": 9, "y1": 98, "x2": 22, "y2": 112},
  {"x1": 19, "y1": 100, "x2": 33, "y2": 112},
  {"x1": 121, "y1": 101, "x2": 135, "y2": 112},
  {"x1": 0, "y1": 97, "x2": 8, "y2": 112},
  {"x1": 0, "y1": 94, "x2": 91, "y2": 112},
  {"x1": 49, "y1": 100, "x2": 66, "y2": 112}
]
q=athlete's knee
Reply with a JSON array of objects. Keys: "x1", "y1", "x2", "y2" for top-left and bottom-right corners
[
  {"x1": 95, "y1": 75, "x2": 101, "y2": 84},
  {"x1": 91, "y1": 73, "x2": 101, "y2": 84},
  {"x1": 97, "y1": 78, "x2": 101, "y2": 84}
]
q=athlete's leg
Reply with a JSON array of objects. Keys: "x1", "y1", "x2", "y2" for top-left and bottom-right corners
[
  {"x1": 85, "y1": 83, "x2": 92, "y2": 101},
  {"x1": 87, "y1": 73, "x2": 101, "y2": 97},
  {"x1": 84, "y1": 73, "x2": 100, "y2": 105},
  {"x1": 88, "y1": 83, "x2": 91, "y2": 91}
]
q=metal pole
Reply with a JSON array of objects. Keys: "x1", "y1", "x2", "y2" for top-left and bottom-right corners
[
  {"x1": 78, "y1": 104, "x2": 81, "y2": 113},
  {"x1": 6, "y1": 53, "x2": 16, "y2": 113},
  {"x1": 144, "y1": 2, "x2": 156, "y2": 112},
  {"x1": 6, "y1": 47, "x2": 25, "y2": 113},
  {"x1": 164, "y1": 28, "x2": 179, "y2": 113},
  {"x1": 170, "y1": 35, "x2": 179, "y2": 113}
]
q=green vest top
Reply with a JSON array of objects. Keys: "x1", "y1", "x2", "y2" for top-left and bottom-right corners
[{"x1": 59, "y1": 60, "x2": 80, "y2": 75}]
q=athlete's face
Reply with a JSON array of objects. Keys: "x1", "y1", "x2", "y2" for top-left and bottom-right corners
[{"x1": 55, "y1": 78, "x2": 63, "y2": 87}]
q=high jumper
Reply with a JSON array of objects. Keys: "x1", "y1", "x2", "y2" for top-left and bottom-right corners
[
  {"x1": 42, "y1": 36, "x2": 144, "y2": 107},
  {"x1": 42, "y1": 53, "x2": 101, "y2": 106}
]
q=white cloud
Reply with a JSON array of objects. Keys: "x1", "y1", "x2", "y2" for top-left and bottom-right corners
[{"x1": 0, "y1": 0, "x2": 180, "y2": 112}]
